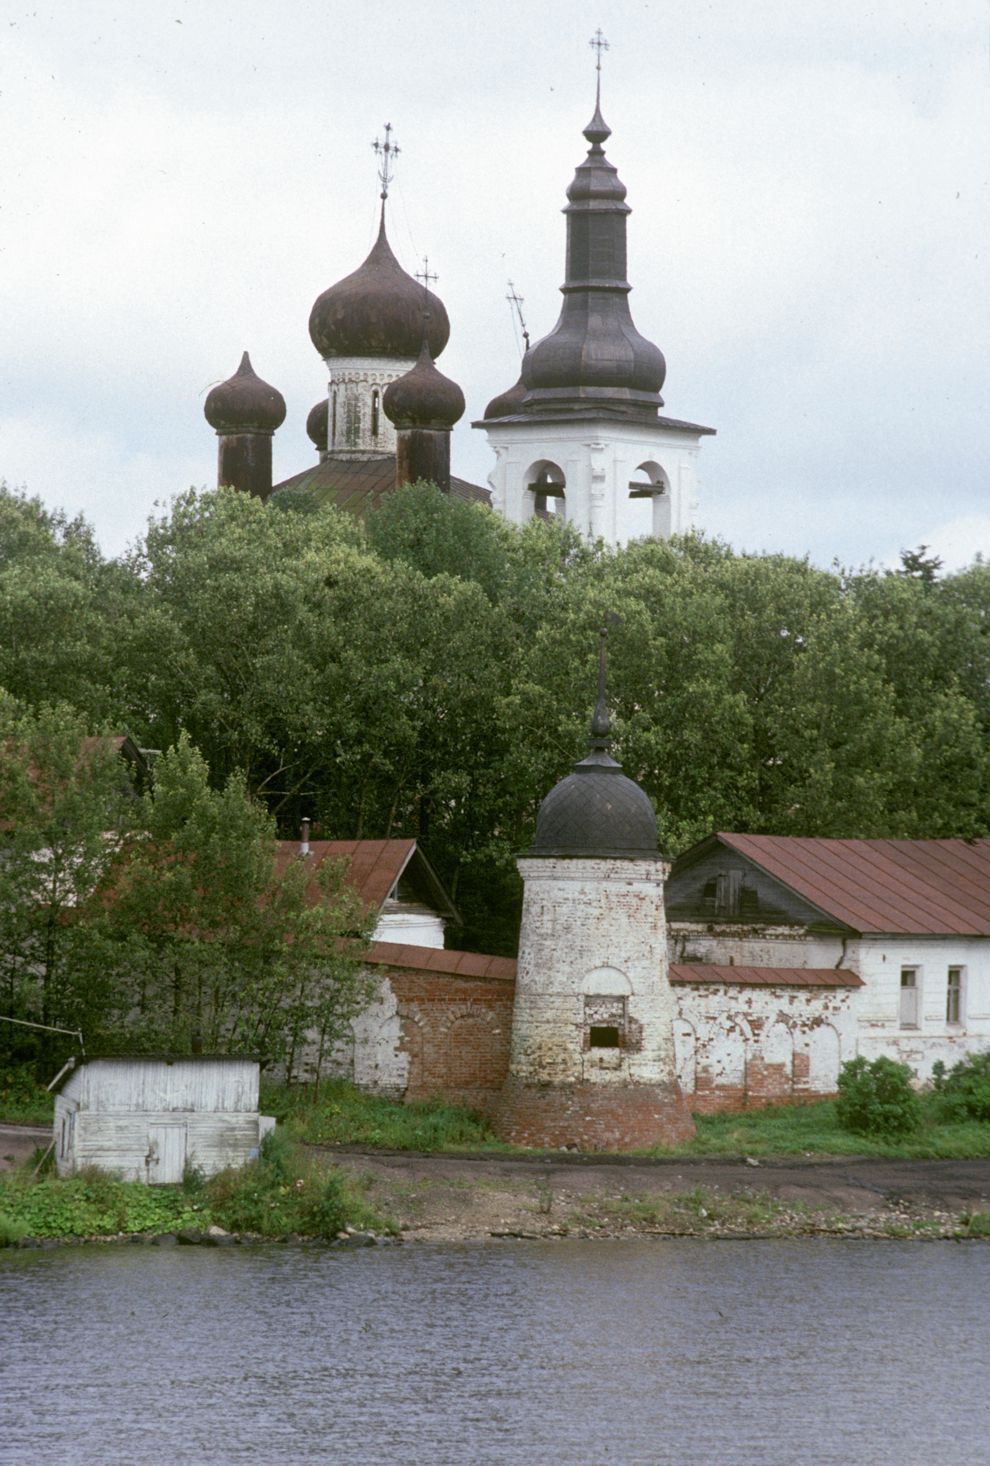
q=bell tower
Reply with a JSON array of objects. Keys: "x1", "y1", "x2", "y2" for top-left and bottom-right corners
[{"x1": 476, "y1": 35, "x2": 714, "y2": 546}]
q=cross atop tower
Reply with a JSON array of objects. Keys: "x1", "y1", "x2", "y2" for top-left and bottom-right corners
[
  {"x1": 590, "y1": 28, "x2": 609, "y2": 91},
  {"x1": 372, "y1": 122, "x2": 400, "y2": 202}
]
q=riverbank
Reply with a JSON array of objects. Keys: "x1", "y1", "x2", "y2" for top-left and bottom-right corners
[{"x1": 316, "y1": 1146, "x2": 990, "y2": 1242}]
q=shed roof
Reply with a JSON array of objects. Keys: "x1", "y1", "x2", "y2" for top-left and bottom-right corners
[
  {"x1": 711, "y1": 834, "x2": 990, "y2": 937},
  {"x1": 367, "y1": 940, "x2": 517, "y2": 983},
  {"x1": 669, "y1": 963, "x2": 862, "y2": 988},
  {"x1": 272, "y1": 455, "x2": 490, "y2": 510}
]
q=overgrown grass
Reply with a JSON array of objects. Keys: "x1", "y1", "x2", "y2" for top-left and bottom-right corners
[
  {"x1": 0, "y1": 1130, "x2": 393, "y2": 1244},
  {"x1": 264, "y1": 1077, "x2": 502, "y2": 1152},
  {"x1": 673, "y1": 1097, "x2": 990, "y2": 1159}
]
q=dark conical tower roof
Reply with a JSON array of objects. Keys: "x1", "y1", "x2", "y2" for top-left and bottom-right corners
[
  {"x1": 520, "y1": 96, "x2": 666, "y2": 420},
  {"x1": 308, "y1": 212, "x2": 450, "y2": 362},
  {"x1": 530, "y1": 628, "x2": 658, "y2": 858},
  {"x1": 204, "y1": 352, "x2": 286, "y2": 434}
]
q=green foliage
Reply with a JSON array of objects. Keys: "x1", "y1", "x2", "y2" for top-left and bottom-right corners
[
  {"x1": 268, "y1": 1077, "x2": 497, "y2": 1151},
  {"x1": 0, "y1": 1168, "x2": 203, "y2": 1238},
  {"x1": 835, "y1": 1056, "x2": 922, "y2": 1137},
  {"x1": 0, "y1": 1214, "x2": 28, "y2": 1247},
  {"x1": 0, "y1": 1065, "x2": 54, "y2": 1124},
  {"x1": 931, "y1": 1051, "x2": 990, "y2": 1122}
]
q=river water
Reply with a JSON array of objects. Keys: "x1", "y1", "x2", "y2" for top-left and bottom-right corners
[{"x1": 2, "y1": 1237, "x2": 987, "y2": 1466}]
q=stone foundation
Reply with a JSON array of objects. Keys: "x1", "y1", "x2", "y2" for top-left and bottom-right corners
[{"x1": 495, "y1": 1078, "x2": 695, "y2": 1151}]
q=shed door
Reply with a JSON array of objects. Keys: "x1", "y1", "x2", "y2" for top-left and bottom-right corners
[{"x1": 147, "y1": 1123, "x2": 187, "y2": 1184}]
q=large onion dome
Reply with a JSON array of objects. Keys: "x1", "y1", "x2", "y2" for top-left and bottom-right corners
[
  {"x1": 308, "y1": 216, "x2": 450, "y2": 361},
  {"x1": 204, "y1": 352, "x2": 286, "y2": 433},
  {"x1": 383, "y1": 338, "x2": 465, "y2": 429},
  {"x1": 306, "y1": 397, "x2": 328, "y2": 451}
]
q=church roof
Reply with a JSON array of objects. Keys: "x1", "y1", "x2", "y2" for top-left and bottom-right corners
[
  {"x1": 685, "y1": 834, "x2": 990, "y2": 937},
  {"x1": 274, "y1": 837, "x2": 458, "y2": 920},
  {"x1": 272, "y1": 455, "x2": 490, "y2": 512}
]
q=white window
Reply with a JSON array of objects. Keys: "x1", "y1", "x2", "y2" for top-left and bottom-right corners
[
  {"x1": 900, "y1": 967, "x2": 920, "y2": 1029},
  {"x1": 947, "y1": 966, "x2": 964, "y2": 1026}
]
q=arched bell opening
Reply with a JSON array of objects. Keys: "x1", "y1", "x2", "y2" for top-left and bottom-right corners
[
  {"x1": 628, "y1": 460, "x2": 672, "y2": 539},
  {"x1": 525, "y1": 459, "x2": 566, "y2": 521}
]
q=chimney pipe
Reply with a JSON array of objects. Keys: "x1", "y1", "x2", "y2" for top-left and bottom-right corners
[{"x1": 300, "y1": 817, "x2": 311, "y2": 857}]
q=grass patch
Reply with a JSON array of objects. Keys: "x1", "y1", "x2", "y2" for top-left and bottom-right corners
[
  {"x1": 667, "y1": 1097, "x2": 990, "y2": 1159},
  {"x1": 566, "y1": 1185, "x2": 798, "y2": 1236},
  {"x1": 265, "y1": 1077, "x2": 503, "y2": 1153},
  {"x1": 0, "y1": 1129, "x2": 394, "y2": 1244}
]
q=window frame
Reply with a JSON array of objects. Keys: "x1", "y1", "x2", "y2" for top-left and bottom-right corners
[{"x1": 899, "y1": 966, "x2": 921, "y2": 1029}]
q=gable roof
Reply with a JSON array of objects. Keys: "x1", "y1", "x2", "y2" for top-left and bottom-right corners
[
  {"x1": 713, "y1": 834, "x2": 990, "y2": 937},
  {"x1": 274, "y1": 838, "x2": 458, "y2": 921}
]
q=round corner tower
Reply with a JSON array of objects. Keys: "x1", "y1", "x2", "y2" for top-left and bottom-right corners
[{"x1": 496, "y1": 636, "x2": 694, "y2": 1151}]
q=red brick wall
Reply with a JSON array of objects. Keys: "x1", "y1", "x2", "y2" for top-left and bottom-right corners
[
  {"x1": 496, "y1": 1078, "x2": 695, "y2": 1150},
  {"x1": 388, "y1": 970, "x2": 513, "y2": 1115}
]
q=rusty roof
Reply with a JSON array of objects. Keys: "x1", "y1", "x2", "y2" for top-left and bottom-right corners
[
  {"x1": 367, "y1": 940, "x2": 517, "y2": 983},
  {"x1": 715, "y1": 834, "x2": 990, "y2": 936},
  {"x1": 271, "y1": 455, "x2": 490, "y2": 510},
  {"x1": 274, "y1": 838, "x2": 457, "y2": 917},
  {"x1": 669, "y1": 963, "x2": 862, "y2": 988}
]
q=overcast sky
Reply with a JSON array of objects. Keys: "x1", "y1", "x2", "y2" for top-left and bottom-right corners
[{"x1": 1, "y1": 0, "x2": 987, "y2": 570}]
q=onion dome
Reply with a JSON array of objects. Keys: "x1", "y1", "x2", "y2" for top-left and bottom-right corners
[
  {"x1": 521, "y1": 104, "x2": 666, "y2": 418},
  {"x1": 204, "y1": 352, "x2": 286, "y2": 434},
  {"x1": 384, "y1": 337, "x2": 465, "y2": 430},
  {"x1": 530, "y1": 636, "x2": 658, "y2": 859},
  {"x1": 308, "y1": 215, "x2": 450, "y2": 361},
  {"x1": 484, "y1": 373, "x2": 527, "y2": 420},
  {"x1": 306, "y1": 397, "x2": 329, "y2": 451}
]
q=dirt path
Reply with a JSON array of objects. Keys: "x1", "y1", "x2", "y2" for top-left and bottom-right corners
[{"x1": 316, "y1": 1146, "x2": 990, "y2": 1242}]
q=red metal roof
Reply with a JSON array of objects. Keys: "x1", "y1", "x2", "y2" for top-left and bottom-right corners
[
  {"x1": 272, "y1": 455, "x2": 490, "y2": 510},
  {"x1": 669, "y1": 963, "x2": 862, "y2": 988},
  {"x1": 274, "y1": 838, "x2": 417, "y2": 912},
  {"x1": 367, "y1": 940, "x2": 517, "y2": 983},
  {"x1": 718, "y1": 834, "x2": 990, "y2": 936}
]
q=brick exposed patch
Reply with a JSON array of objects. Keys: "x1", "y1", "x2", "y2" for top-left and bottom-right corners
[{"x1": 495, "y1": 1078, "x2": 695, "y2": 1150}]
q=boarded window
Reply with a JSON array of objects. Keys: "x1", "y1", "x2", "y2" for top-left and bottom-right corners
[
  {"x1": 947, "y1": 967, "x2": 963, "y2": 1025},
  {"x1": 716, "y1": 870, "x2": 742, "y2": 916},
  {"x1": 900, "y1": 968, "x2": 920, "y2": 1029}
]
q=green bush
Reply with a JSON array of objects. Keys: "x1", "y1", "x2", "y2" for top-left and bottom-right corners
[
  {"x1": 836, "y1": 1056, "x2": 921, "y2": 1137},
  {"x1": 931, "y1": 1051, "x2": 990, "y2": 1122}
]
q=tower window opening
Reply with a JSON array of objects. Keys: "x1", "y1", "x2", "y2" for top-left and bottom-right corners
[
  {"x1": 589, "y1": 1025, "x2": 622, "y2": 1049},
  {"x1": 331, "y1": 389, "x2": 338, "y2": 447},
  {"x1": 371, "y1": 388, "x2": 380, "y2": 439}
]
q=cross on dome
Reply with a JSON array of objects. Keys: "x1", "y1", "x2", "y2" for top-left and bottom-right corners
[{"x1": 372, "y1": 122, "x2": 400, "y2": 202}]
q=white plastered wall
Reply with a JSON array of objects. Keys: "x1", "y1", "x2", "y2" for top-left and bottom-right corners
[{"x1": 481, "y1": 416, "x2": 704, "y2": 546}]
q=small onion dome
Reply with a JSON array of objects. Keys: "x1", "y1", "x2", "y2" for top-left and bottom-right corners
[
  {"x1": 383, "y1": 339, "x2": 465, "y2": 430},
  {"x1": 306, "y1": 397, "x2": 329, "y2": 450},
  {"x1": 484, "y1": 374, "x2": 526, "y2": 420},
  {"x1": 308, "y1": 216, "x2": 450, "y2": 361},
  {"x1": 204, "y1": 352, "x2": 286, "y2": 434},
  {"x1": 530, "y1": 747, "x2": 658, "y2": 858}
]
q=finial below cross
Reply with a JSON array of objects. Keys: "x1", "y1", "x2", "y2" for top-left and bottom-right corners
[{"x1": 372, "y1": 122, "x2": 400, "y2": 202}]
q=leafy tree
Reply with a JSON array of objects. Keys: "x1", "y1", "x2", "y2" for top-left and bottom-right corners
[
  {"x1": 99, "y1": 736, "x2": 373, "y2": 1072},
  {"x1": 836, "y1": 1055, "x2": 921, "y2": 1137}
]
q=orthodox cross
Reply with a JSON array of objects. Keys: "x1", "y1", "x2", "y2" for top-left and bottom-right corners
[
  {"x1": 416, "y1": 256, "x2": 438, "y2": 302},
  {"x1": 506, "y1": 279, "x2": 530, "y2": 352},
  {"x1": 372, "y1": 122, "x2": 400, "y2": 202},
  {"x1": 589, "y1": 28, "x2": 609, "y2": 104},
  {"x1": 592, "y1": 610, "x2": 622, "y2": 743}
]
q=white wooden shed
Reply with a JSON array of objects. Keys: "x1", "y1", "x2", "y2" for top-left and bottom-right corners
[{"x1": 53, "y1": 1056, "x2": 275, "y2": 1183}]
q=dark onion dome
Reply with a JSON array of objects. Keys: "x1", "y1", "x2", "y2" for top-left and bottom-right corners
[
  {"x1": 530, "y1": 746, "x2": 658, "y2": 858},
  {"x1": 383, "y1": 338, "x2": 465, "y2": 429},
  {"x1": 204, "y1": 352, "x2": 286, "y2": 433},
  {"x1": 483, "y1": 372, "x2": 527, "y2": 420},
  {"x1": 306, "y1": 397, "x2": 329, "y2": 450},
  {"x1": 520, "y1": 104, "x2": 666, "y2": 417},
  {"x1": 308, "y1": 216, "x2": 450, "y2": 361}
]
